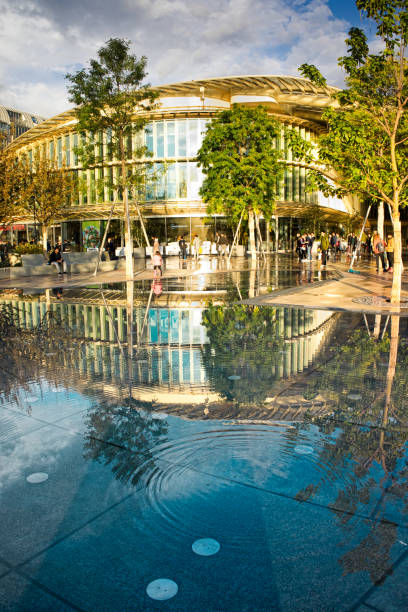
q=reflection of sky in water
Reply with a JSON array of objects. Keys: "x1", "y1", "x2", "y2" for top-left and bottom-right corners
[{"x1": 1, "y1": 274, "x2": 408, "y2": 609}]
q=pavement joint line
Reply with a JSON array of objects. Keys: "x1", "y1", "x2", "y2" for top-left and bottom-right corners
[{"x1": 165, "y1": 457, "x2": 407, "y2": 530}]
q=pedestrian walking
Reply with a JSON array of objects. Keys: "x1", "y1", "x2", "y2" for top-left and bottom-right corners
[
  {"x1": 219, "y1": 233, "x2": 228, "y2": 257},
  {"x1": 179, "y1": 235, "x2": 187, "y2": 260},
  {"x1": 192, "y1": 234, "x2": 201, "y2": 260},
  {"x1": 385, "y1": 234, "x2": 394, "y2": 272},
  {"x1": 373, "y1": 232, "x2": 387, "y2": 272},
  {"x1": 319, "y1": 231, "x2": 330, "y2": 267},
  {"x1": 152, "y1": 250, "x2": 162, "y2": 278}
]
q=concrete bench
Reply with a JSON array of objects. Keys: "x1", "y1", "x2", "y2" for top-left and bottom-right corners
[{"x1": 9, "y1": 252, "x2": 125, "y2": 278}]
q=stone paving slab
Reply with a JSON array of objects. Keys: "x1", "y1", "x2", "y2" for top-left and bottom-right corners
[{"x1": 243, "y1": 264, "x2": 408, "y2": 315}]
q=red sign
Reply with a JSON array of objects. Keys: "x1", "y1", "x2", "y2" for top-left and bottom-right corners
[{"x1": 0, "y1": 224, "x2": 26, "y2": 231}]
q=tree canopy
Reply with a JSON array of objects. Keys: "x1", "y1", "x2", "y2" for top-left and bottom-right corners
[
  {"x1": 197, "y1": 105, "x2": 284, "y2": 252},
  {"x1": 66, "y1": 38, "x2": 158, "y2": 276},
  {"x1": 19, "y1": 154, "x2": 73, "y2": 252},
  {"x1": 298, "y1": 1, "x2": 408, "y2": 302}
]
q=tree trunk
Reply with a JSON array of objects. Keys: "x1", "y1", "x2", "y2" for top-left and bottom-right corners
[
  {"x1": 377, "y1": 201, "x2": 384, "y2": 238},
  {"x1": 42, "y1": 225, "x2": 48, "y2": 257},
  {"x1": 248, "y1": 209, "x2": 256, "y2": 258},
  {"x1": 390, "y1": 215, "x2": 402, "y2": 304},
  {"x1": 120, "y1": 132, "x2": 134, "y2": 279}
]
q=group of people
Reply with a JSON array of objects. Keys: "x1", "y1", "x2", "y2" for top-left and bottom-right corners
[
  {"x1": 296, "y1": 233, "x2": 316, "y2": 262},
  {"x1": 372, "y1": 232, "x2": 394, "y2": 272},
  {"x1": 296, "y1": 228, "x2": 396, "y2": 272}
]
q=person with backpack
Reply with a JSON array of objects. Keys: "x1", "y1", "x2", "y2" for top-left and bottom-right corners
[{"x1": 373, "y1": 232, "x2": 387, "y2": 272}]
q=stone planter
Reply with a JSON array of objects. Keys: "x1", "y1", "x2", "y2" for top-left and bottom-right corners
[
  {"x1": 133, "y1": 247, "x2": 145, "y2": 259},
  {"x1": 230, "y1": 244, "x2": 245, "y2": 257}
]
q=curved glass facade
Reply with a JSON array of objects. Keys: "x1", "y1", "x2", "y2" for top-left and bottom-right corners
[{"x1": 9, "y1": 75, "x2": 359, "y2": 248}]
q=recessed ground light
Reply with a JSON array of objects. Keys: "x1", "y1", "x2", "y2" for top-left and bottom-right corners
[
  {"x1": 25, "y1": 396, "x2": 39, "y2": 403},
  {"x1": 294, "y1": 445, "x2": 313, "y2": 455},
  {"x1": 347, "y1": 393, "x2": 362, "y2": 401},
  {"x1": 228, "y1": 375, "x2": 241, "y2": 380},
  {"x1": 146, "y1": 579, "x2": 178, "y2": 601},
  {"x1": 26, "y1": 472, "x2": 48, "y2": 484},
  {"x1": 192, "y1": 538, "x2": 220, "y2": 556}
]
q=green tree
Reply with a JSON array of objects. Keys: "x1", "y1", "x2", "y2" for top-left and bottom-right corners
[
  {"x1": 66, "y1": 38, "x2": 158, "y2": 277},
  {"x1": 300, "y1": 202, "x2": 326, "y2": 235},
  {"x1": 298, "y1": 1, "x2": 408, "y2": 303},
  {"x1": 20, "y1": 153, "x2": 73, "y2": 254},
  {"x1": 0, "y1": 149, "x2": 23, "y2": 237},
  {"x1": 197, "y1": 105, "x2": 284, "y2": 255},
  {"x1": 201, "y1": 303, "x2": 284, "y2": 405}
]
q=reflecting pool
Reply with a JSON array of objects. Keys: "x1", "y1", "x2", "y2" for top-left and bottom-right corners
[{"x1": 0, "y1": 269, "x2": 407, "y2": 611}]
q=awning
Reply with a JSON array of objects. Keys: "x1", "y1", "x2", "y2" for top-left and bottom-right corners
[{"x1": 0, "y1": 224, "x2": 26, "y2": 231}]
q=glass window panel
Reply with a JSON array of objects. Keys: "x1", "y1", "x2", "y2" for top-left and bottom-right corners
[
  {"x1": 177, "y1": 121, "x2": 186, "y2": 157},
  {"x1": 106, "y1": 128, "x2": 113, "y2": 161},
  {"x1": 188, "y1": 120, "x2": 198, "y2": 156},
  {"x1": 182, "y1": 349, "x2": 190, "y2": 382},
  {"x1": 151, "y1": 349, "x2": 159, "y2": 380},
  {"x1": 73, "y1": 134, "x2": 78, "y2": 165},
  {"x1": 81, "y1": 171, "x2": 88, "y2": 204},
  {"x1": 171, "y1": 349, "x2": 180, "y2": 383},
  {"x1": 97, "y1": 168, "x2": 104, "y2": 200},
  {"x1": 145, "y1": 123, "x2": 153, "y2": 154},
  {"x1": 166, "y1": 121, "x2": 175, "y2": 157},
  {"x1": 107, "y1": 167, "x2": 114, "y2": 202},
  {"x1": 149, "y1": 309, "x2": 158, "y2": 343},
  {"x1": 178, "y1": 162, "x2": 187, "y2": 198},
  {"x1": 90, "y1": 169, "x2": 96, "y2": 203},
  {"x1": 170, "y1": 310, "x2": 179, "y2": 343},
  {"x1": 155, "y1": 163, "x2": 166, "y2": 200},
  {"x1": 49, "y1": 140, "x2": 54, "y2": 160},
  {"x1": 188, "y1": 162, "x2": 201, "y2": 199},
  {"x1": 97, "y1": 131, "x2": 104, "y2": 162},
  {"x1": 198, "y1": 119, "x2": 209, "y2": 148},
  {"x1": 159, "y1": 309, "x2": 169, "y2": 343},
  {"x1": 65, "y1": 135, "x2": 70, "y2": 166},
  {"x1": 145, "y1": 164, "x2": 155, "y2": 200},
  {"x1": 57, "y1": 138, "x2": 62, "y2": 167},
  {"x1": 156, "y1": 122, "x2": 164, "y2": 157},
  {"x1": 167, "y1": 163, "x2": 177, "y2": 199},
  {"x1": 161, "y1": 349, "x2": 169, "y2": 383}
]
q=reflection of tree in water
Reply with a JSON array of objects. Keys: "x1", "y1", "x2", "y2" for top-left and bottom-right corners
[
  {"x1": 83, "y1": 398, "x2": 168, "y2": 487},
  {"x1": 0, "y1": 301, "x2": 74, "y2": 407},
  {"x1": 297, "y1": 316, "x2": 408, "y2": 584},
  {"x1": 201, "y1": 304, "x2": 284, "y2": 405}
]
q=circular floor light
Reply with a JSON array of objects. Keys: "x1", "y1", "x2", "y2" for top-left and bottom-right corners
[
  {"x1": 294, "y1": 445, "x2": 314, "y2": 455},
  {"x1": 192, "y1": 538, "x2": 221, "y2": 556},
  {"x1": 26, "y1": 472, "x2": 48, "y2": 484},
  {"x1": 25, "y1": 396, "x2": 39, "y2": 403},
  {"x1": 347, "y1": 393, "x2": 362, "y2": 401},
  {"x1": 146, "y1": 579, "x2": 178, "y2": 601},
  {"x1": 228, "y1": 375, "x2": 241, "y2": 381}
]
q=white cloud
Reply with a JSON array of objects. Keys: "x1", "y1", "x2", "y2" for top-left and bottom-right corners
[{"x1": 0, "y1": 0, "x2": 377, "y2": 117}]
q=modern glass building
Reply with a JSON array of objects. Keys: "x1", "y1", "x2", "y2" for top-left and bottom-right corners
[
  {"x1": 7, "y1": 75, "x2": 362, "y2": 249},
  {"x1": 0, "y1": 104, "x2": 44, "y2": 142}
]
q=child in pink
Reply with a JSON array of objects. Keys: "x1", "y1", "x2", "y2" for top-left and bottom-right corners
[{"x1": 153, "y1": 250, "x2": 162, "y2": 277}]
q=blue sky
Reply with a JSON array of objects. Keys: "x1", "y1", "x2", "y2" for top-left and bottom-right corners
[{"x1": 0, "y1": 0, "x2": 377, "y2": 118}]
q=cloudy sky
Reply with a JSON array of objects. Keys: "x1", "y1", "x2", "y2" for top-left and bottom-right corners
[{"x1": 0, "y1": 0, "x2": 375, "y2": 118}]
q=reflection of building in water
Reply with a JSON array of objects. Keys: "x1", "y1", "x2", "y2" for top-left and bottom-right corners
[{"x1": 1, "y1": 293, "x2": 337, "y2": 405}]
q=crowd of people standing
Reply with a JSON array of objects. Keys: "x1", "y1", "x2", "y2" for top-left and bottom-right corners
[{"x1": 295, "y1": 228, "x2": 396, "y2": 272}]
